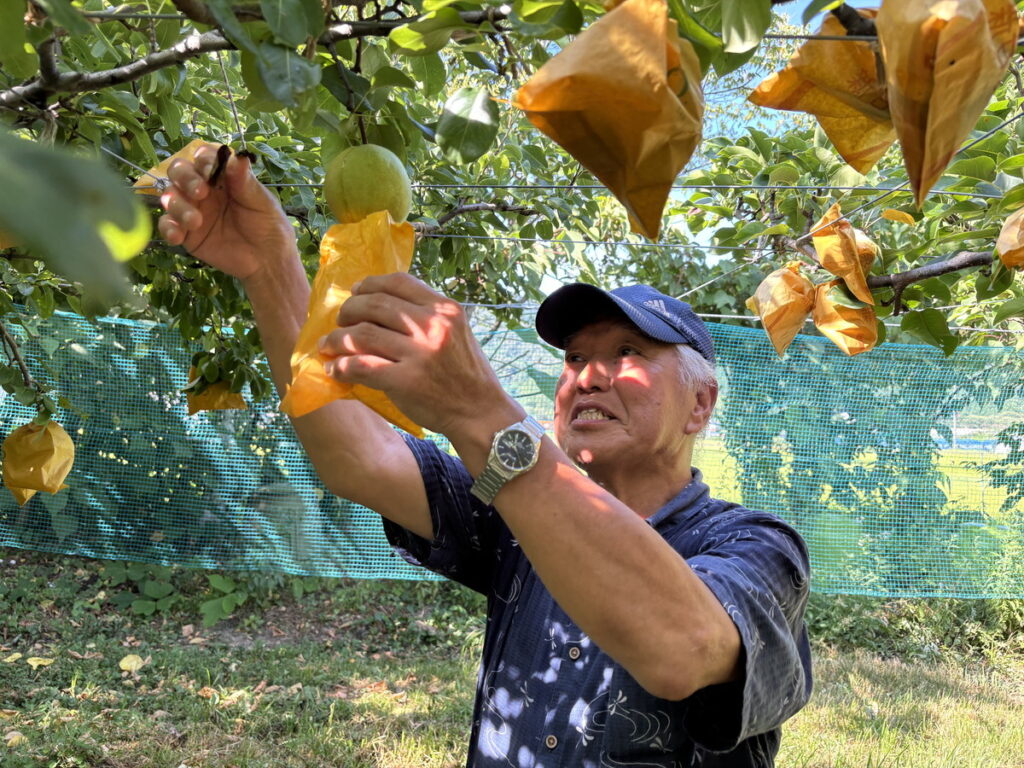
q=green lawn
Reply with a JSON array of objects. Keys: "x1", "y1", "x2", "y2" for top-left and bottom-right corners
[{"x1": 2, "y1": 549, "x2": 1023, "y2": 767}]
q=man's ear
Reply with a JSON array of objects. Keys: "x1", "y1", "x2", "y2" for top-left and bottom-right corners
[{"x1": 684, "y1": 381, "x2": 719, "y2": 435}]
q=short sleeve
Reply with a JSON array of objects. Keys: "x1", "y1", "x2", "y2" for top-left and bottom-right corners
[
  {"x1": 681, "y1": 513, "x2": 813, "y2": 752},
  {"x1": 380, "y1": 434, "x2": 506, "y2": 594}
]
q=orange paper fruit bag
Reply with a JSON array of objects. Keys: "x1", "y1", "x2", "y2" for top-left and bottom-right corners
[
  {"x1": 996, "y1": 207, "x2": 1024, "y2": 268},
  {"x1": 749, "y1": 9, "x2": 895, "y2": 174},
  {"x1": 280, "y1": 211, "x2": 422, "y2": 436},
  {"x1": 186, "y1": 367, "x2": 248, "y2": 416},
  {"x1": 513, "y1": 0, "x2": 704, "y2": 240},
  {"x1": 132, "y1": 138, "x2": 210, "y2": 195},
  {"x1": 2, "y1": 420, "x2": 75, "y2": 506},
  {"x1": 877, "y1": 0, "x2": 1017, "y2": 206},
  {"x1": 812, "y1": 281, "x2": 878, "y2": 356},
  {"x1": 745, "y1": 262, "x2": 816, "y2": 357},
  {"x1": 811, "y1": 203, "x2": 878, "y2": 305}
]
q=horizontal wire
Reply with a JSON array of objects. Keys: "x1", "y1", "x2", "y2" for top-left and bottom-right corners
[
  {"x1": 461, "y1": 304, "x2": 1024, "y2": 335},
  {"x1": 423, "y1": 232, "x2": 771, "y2": 251}
]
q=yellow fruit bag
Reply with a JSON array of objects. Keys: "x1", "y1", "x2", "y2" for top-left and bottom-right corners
[
  {"x1": 749, "y1": 9, "x2": 894, "y2": 174},
  {"x1": 279, "y1": 211, "x2": 423, "y2": 436},
  {"x1": 2, "y1": 420, "x2": 75, "y2": 506},
  {"x1": 811, "y1": 203, "x2": 878, "y2": 305},
  {"x1": 996, "y1": 207, "x2": 1024, "y2": 268},
  {"x1": 132, "y1": 138, "x2": 211, "y2": 195},
  {"x1": 877, "y1": 0, "x2": 1017, "y2": 205},
  {"x1": 186, "y1": 367, "x2": 248, "y2": 416},
  {"x1": 812, "y1": 281, "x2": 879, "y2": 356},
  {"x1": 513, "y1": 0, "x2": 703, "y2": 239},
  {"x1": 745, "y1": 262, "x2": 816, "y2": 357}
]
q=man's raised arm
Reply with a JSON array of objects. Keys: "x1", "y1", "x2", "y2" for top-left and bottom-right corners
[{"x1": 157, "y1": 144, "x2": 432, "y2": 539}]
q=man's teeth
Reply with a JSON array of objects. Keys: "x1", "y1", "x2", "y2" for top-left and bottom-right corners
[{"x1": 576, "y1": 408, "x2": 611, "y2": 421}]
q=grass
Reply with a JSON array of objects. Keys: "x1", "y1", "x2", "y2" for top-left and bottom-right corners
[{"x1": 2, "y1": 548, "x2": 1024, "y2": 767}]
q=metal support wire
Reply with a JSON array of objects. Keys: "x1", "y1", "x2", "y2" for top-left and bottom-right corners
[
  {"x1": 99, "y1": 144, "x2": 167, "y2": 188},
  {"x1": 424, "y1": 232, "x2": 771, "y2": 252}
]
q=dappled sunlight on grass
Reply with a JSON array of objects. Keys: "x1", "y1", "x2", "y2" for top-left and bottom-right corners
[{"x1": 779, "y1": 646, "x2": 1024, "y2": 767}]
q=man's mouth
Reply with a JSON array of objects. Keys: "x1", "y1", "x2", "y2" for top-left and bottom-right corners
[{"x1": 573, "y1": 407, "x2": 615, "y2": 423}]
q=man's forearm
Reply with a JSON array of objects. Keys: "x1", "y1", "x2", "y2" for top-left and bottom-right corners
[{"x1": 238, "y1": 255, "x2": 431, "y2": 536}]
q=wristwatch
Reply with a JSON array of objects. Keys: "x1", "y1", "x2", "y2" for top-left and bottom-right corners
[{"x1": 470, "y1": 415, "x2": 545, "y2": 505}]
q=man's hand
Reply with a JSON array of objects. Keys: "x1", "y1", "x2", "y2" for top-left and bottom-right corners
[
  {"x1": 317, "y1": 273, "x2": 521, "y2": 440},
  {"x1": 156, "y1": 144, "x2": 298, "y2": 283}
]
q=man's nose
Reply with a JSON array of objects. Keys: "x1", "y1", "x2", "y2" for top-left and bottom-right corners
[{"x1": 577, "y1": 359, "x2": 612, "y2": 391}]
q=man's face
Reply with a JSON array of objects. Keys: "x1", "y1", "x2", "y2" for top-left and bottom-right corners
[{"x1": 553, "y1": 318, "x2": 703, "y2": 472}]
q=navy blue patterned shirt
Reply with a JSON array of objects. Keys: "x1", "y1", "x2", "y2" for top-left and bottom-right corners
[{"x1": 383, "y1": 435, "x2": 812, "y2": 767}]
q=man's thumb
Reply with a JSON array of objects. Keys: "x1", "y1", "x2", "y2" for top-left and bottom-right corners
[{"x1": 225, "y1": 153, "x2": 268, "y2": 206}]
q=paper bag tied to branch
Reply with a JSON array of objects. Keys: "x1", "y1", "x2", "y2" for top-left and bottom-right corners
[
  {"x1": 813, "y1": 281, "x2": 878, "y2": 356},
  {"x1": 186, "y1": 367, "x2": 248, "y2": 416},
  {"x1": 513, "y1": 0, "x2": 704, "y2": 240},
  {"x1": 996, "y1": 207, "x2": 1024, "y2": 268},
  {"x1": 877, "y1": 0, "x2": 1017, "y2": 206},
  {"x1": 279, "y1": 211, "x2": 423, "y2": 437},
  {"x1": 745, "y1": 262, "x2": 816, "y2": 357},
  {"x1": 811, "y1": 203, "x2": 878, "y2": 305},
  {"x1": 2, "y1": 420, "x2": 75, "y2": 506},
  {"x1": 749, "y1": 9, "x2": 894, "y2": 174}
]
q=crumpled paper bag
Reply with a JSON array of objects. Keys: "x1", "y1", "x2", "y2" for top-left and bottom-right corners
[
  {"x1": 749, "y1": 9, "x2": 894, "y2": 174},
  {"x1": 186, "y1": 367, "x2": 248, "y2": 416},
  {"x1": 745, "y1": 261, "x2": 816, "y2": 357},
  {"x1": 996, "y1": 206, "x2": 1024, "y2": 268},
  {"x1": 811, "y1": 203, "x2": 878, "y2": 305},
  {"x1": 813, "y1": 281, "x2": 878, "y2": 356},
  {"x1": 132, "y1": 138, "x2": 210, "y2": 196},
  {"x1": 280, "y1": 211, "x2": 423, "y2": 436},
  {"x1": 513, "y1": 0, "x2": 704, "y2": 239},
  {"x1": 877, "y1": 0, "x2": 1017, "y2": 206},
  {"x1": 2, "y1": 420, "x2": 75, "y2": 506}
]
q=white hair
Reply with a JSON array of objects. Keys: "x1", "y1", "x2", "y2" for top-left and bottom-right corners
[
  {"x1": 676, "y1": 345, "x2": 718, "y2": 437},
  {"x1": 675, "y1": 344, "x2": 717, "y2": 392}
]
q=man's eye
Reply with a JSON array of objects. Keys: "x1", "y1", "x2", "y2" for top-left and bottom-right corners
[
  {"x1": 619, "y1": 346, "x2": 639, "y2": 356},
  {"x1": 565, "y1": 353, "x2": 584, "y2": 364}
]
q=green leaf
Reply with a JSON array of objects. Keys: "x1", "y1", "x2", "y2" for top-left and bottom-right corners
[
  {"x1": 206, "y1": 0, "x2": 258, "y2": 54},
  {"x1": 389, "y1": 8, "x2": 464, "y2": 56},
  {"x1": 976, "y1": 262, "x2": 1014, "y2": 300},
  {"x1": 208, "y1": 574, "x2": 237, "y2": 594},
  {"x1": 900, "y1": 309, "x2": 958, "y2": 355},
  {"x1": 721, "y1": 0, "x2": 771, "y2": 54},
  {"x1": 993, "y1": 295, "x2": 1024, "y2": 324},
  {"x1": 0, "y1": 0, "x2": 38, "y2": 79},
  {"x1": 371, "y1": 66, "x2": 417, "y2": 89},
  {"x1": 0, "y1": 131, "x2": 132, "y2": 305},
  {"x1": 767, "y1": 163, "x2": 801, "y2": 186},
  {"x1": 435, "y1": 87, "x2": 500, "y2": 164},
  {"x1": 33, "y1": 0, "x2": 91, "y2": 35},
  {"x1": 668, "y1": 0, "x2": 722, "y2": 74},
  {"x1": 260, "y1": 0, "x2": 315, "y2": 47},
  {"x1": 408, "y1": 53, "x2": 446, "y2": 97},
  {"x1": 828, "y1": 284, "x2": 870, "y2": 310},
  {"x1": 254, "y1": 41, "x2": 321, "y2": 107},
  {"x1": 142, "y1": 580, "x2": 175, "y2": 600},
  {"x1": 944, "y1": 155, "x2": 996, "y2": 181},
  {"x1": 802, "y1": 0, "x2": 844, "y2": 24},
  {"x1": 526, "y1": 366, "x2": 559, "y2": 401}
]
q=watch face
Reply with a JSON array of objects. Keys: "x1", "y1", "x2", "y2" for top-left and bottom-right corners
[{"x1": 496, "y1": 429, "x2": 536, "y2": 471}]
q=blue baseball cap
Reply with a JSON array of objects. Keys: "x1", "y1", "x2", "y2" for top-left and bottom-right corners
[{"x1": 535, "y1": 283, "x2": 716, "y2": 364}]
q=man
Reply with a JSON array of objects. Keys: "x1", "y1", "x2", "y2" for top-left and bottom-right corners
[{"x1": 158, "y1": 146, "x2": 812, "y2": 766}]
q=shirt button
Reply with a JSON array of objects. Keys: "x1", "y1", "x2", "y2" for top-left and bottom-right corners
[
  {"x1": 545, "y1": 734, "x2": 558, "y2": 749},
  {"x1": 568, "y1": 646, "x2": 581, "y2": 660}
]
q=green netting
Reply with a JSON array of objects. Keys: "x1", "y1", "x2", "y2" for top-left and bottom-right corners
[{"x1": 1, "y1": 308, "x2": 1022, "y2": 597}]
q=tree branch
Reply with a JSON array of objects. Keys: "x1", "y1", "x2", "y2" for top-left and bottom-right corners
[
  {"x1": 169, "y1": 0, "x2": 216, "y2": 25},
  {"x1": 0, "y1": 7, "x2": 510, "y2": 108},
  {"x1": 414, "y1": 201, "x2": 537, "y2": 236},
  {"x1": 866, "y1": 251, "x2": 993, "y2": 288},
  {"x1": 0, "y1": 319, "x2": 39, "y2": 391}
]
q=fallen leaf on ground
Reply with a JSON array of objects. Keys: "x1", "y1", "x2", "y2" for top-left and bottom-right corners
[
  {"x1": 26, "y1": 656, "x2": 54, "y2": 669},
  {"x1": 118, "y1": 654, "x2": 146, "y2": 673}
]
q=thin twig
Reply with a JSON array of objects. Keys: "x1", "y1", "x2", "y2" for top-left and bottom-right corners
[
  {"x1": 414, "y1": 201, "x2": 538, "y2": 236},
  {"x1": 0, "y1": 319, "x2": 39, "y2": 390}
]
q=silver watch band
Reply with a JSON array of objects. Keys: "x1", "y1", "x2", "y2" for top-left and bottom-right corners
[{"x1": 470, "y1": 415, "x2": 545, "y2": 505}]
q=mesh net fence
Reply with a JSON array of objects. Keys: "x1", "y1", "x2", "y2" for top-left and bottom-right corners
[{"x1": 1, "y1": 307, "x2": 1023, "y2": 598}]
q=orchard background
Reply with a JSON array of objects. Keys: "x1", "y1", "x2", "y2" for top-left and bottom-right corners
[{"x1": 2, "y1": 1, "x2": 1024, "y2": 765}]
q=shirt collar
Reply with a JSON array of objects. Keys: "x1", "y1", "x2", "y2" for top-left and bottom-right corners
[{"x1": 645, "y1": 468, "x2": 711, "y2": 529}]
